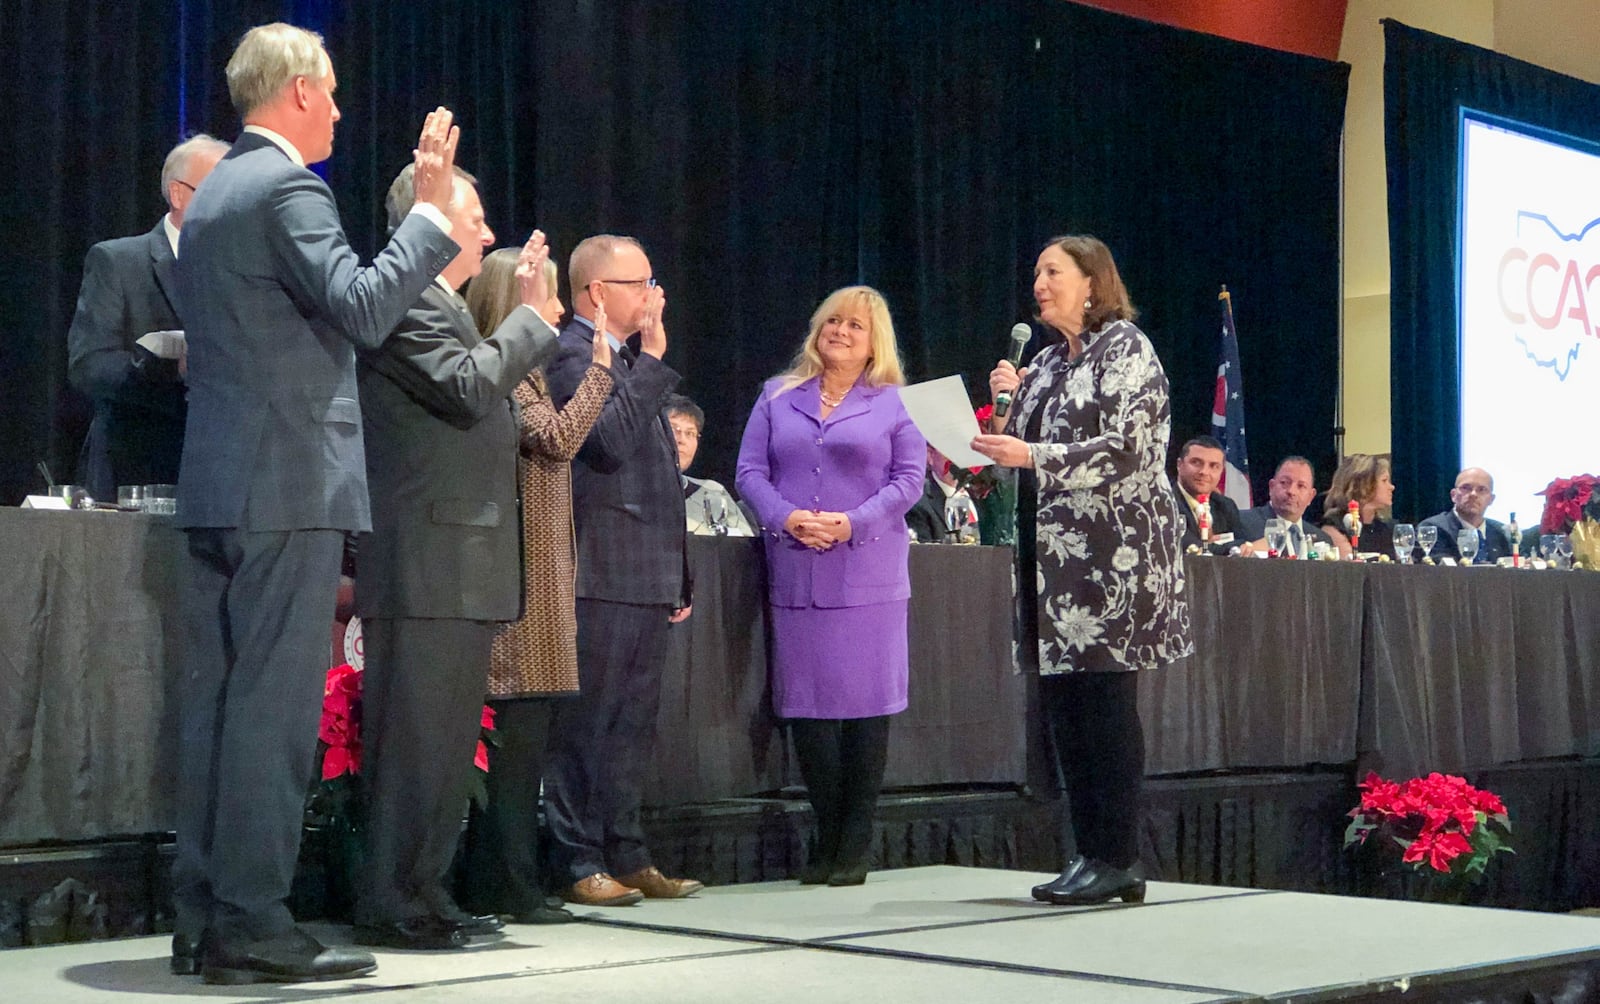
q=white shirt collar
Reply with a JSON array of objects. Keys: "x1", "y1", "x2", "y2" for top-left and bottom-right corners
[
  {"x1": 242, "y1": 124, "x2": 306, "y2": 168},
  {"x1": 162, "y1": 214, "x2": 180, "y2": 258},
  {"x1": 434, "y1": 274, "x2": 458, "y2": 296}
]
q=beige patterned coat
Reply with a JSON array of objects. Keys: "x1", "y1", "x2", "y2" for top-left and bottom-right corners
[{"x1": 487, "y1": 364, "x2": 612, "y2": 698}]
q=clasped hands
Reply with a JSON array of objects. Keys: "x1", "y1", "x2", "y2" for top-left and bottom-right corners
[{"x1": 785, "y1": 510, "x2": 853, "y2": 551}]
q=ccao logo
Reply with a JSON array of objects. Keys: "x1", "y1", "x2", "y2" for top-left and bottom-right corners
[{"x1": 1496, "y1": 248, "x2": 1600, "y2": 336}]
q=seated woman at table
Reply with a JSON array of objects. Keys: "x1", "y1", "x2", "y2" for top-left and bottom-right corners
[
  {"x1": 1319, "y1": 453, "x2": 1396, "y2": 560},
  {"x1": 735, "y1": 285, "x2": 925, "y2": 885},
  {"x1": 456, "y1": 248, "x2": 613, "y2": 922}
]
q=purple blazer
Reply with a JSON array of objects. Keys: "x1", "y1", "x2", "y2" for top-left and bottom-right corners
[{"x1": 736, "y1": 376, "x2": 925, "y2": 609}]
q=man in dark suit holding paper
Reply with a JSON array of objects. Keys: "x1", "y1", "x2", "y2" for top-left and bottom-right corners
[
  {"x1": 67, "y1": 134, "x2": 228, "y2": 495},
  {"x1": 541, "y1": 235, "x2": 702, "y2": 907},
  {"x1": 351, "y1": 165, "x2": 558, "y2": 950},
  {"x1": 170, "y1": 22, "x2": 461, "y2": 984}
]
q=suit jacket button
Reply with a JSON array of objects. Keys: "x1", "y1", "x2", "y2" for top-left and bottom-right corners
[{"x1": 815, "y1": 437, "x2": 823, "y2": 445}]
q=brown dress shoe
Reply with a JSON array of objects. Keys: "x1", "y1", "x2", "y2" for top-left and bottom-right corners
[
  {"x1": 564, "y1": 873, "x2": 644, "y2": 907},
  {"x1": 614, "y1": 866, "x2": 704, "y2": 899}
]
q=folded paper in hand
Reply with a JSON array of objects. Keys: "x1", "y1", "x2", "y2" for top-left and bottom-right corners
[{"x1": 136, "y1": 329, "x2": 186, "y2": 360}]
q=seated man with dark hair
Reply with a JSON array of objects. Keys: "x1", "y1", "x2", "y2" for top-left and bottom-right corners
[
  {"x1": 666, "y1": 394, "x2": 755, "y2": 536},
  {"x1": 1171, "y1": 435, "x2": 1250, "y2": 554},
  {"x1": 1237, "y1": 456, "x2": 1332, "y2": 558}
]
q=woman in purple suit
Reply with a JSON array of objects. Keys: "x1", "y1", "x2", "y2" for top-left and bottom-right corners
[{"x1": 736, "y1": 286, "x2": 925, "y2": 886}]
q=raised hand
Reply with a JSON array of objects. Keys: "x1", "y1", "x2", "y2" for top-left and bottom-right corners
[
  {"x1": 513, "y1": 231, "x2": 549, "y2": 308},
  {"x1": 591, "y1": 302, "x2": 612, "y2": 368},
  {"x1": 638, "y1": 285, "x2": 667, "y2": 359},
  {"x1": 411, "y1": 107, "x2": 461, "y2": 216}
]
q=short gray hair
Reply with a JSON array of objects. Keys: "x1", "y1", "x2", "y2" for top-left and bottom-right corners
[
  {"x1": 160, "y1": 134, "x2": 230, "y2": 207},
  {"x1": 568, "y1": 235, "x2": 644, "y2": 293},
  {"x1": 384, "y1": 163, "x2": 478, "y2": 234},
  {"x1": 225, "y1": 23, "x2": 333, "y2": 117}
]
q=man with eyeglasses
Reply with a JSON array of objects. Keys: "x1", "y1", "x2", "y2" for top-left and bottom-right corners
[
  {"x1": 1418, "y1": 467, "x2": 1514, "y2": 562},
  {"x1": 67, "y1": 134, "x2": 229, "y2": 499},
  {"x1": 540, "y1": 235, "x2": 704, "y2": 907}
]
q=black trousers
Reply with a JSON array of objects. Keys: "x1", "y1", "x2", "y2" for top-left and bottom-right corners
[
  {"x1": 172, "y1": 527, "x2": 344, "y2": 942},
  {"x1": 1039, "y1": 671, "x2": 1145, "y2": 870},
  {"x1": 458, "y1": 696, "x2": 558, "y2": 915},
  {"x1": 356, "y1": 617, "x2": 496, "y2": 924},
  {"x1": 789, "y1": 716, "x2": 891, "y2": 872},
  {"x1": 543, "y1": 598, "x2": 670, "y2": 883}
]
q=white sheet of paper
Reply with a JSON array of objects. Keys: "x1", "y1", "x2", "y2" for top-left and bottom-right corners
[
  {"x1": 899, "y1": 375, "x2": 993, "y2": 469},
  {"x1": 136, "y1": 329, "x2": 186, "y2": 360}
]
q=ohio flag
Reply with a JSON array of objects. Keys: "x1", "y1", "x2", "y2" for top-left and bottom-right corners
[{"x1": 1211, "y1": 287, "x2": 1252, "y2": 508}]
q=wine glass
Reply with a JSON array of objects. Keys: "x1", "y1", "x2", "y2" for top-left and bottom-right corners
[
  {"x1": 1264, "y1": 518, "x2": 1288, "y2": 558},
  {"x1": 1456, "y1": 528, "x2": 1479, "y2": 565},
  {"x1": 702, "y1": 495, "x2": 729, "y2": 536},
  {"x1": 1392, "y1": 523, "x2": 1416, "y2": 564},
  {"x1": 1551, "y1": 534, "x2": 1573, "y2": 570},
  {"x1": 1540, "y1": 533, "x2": 1560, "y2": 565},
  {"x1": 1416, "y1": 524, "x2": 1438, "y2": 560}
]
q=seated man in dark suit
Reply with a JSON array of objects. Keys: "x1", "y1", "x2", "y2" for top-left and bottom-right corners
[
  {"x1": 905, "y1": 444, "x2": 977, "y2": 543},
  {"x1": 352, "y1": 166, "x2": 559, "y2": 950},
  {"x1": 67, "y1": 134, "x2": 229, "y2": 498},
  {"x1": 1237, "y1": 456, "x2": 1332, "y2": 558},
  {"x1": 1171, "y1": 435, "x2": 1250, "y2": 554},
  {"x1": 1418, "y1": 467, "x2": 1514, "y2": 563}
]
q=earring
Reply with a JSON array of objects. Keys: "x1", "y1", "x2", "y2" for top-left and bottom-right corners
[{"x1": 1084, "y1": 298, "x2": 1092, "y2": 309}]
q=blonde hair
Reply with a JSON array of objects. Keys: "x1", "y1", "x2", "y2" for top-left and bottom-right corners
[
  {"x1": 774, "y1": 286, "x2": 904, "y2": 394},
  {"x1": 226, "y1": 23, "x2": 333, "y2": 117},
  {"x1": 466, "y1": 248, "x2": 559, "y2": 337},
  {"x1": 1323, "y1": 453, "x2": 1392, "y2": 520}
]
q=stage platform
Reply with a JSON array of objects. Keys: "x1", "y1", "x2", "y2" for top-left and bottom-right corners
[{"x1": 12, "y1": 865, "x2": 1600, "y2": 1003}]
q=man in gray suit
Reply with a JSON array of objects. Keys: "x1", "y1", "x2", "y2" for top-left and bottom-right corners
[
  {"x1": 170, "y1": 23, "x2": 462, "y2": 984},
  {"x1": 67, "y1": 134, "x2": 228, "y2": 497},
  {"x1": 542, "y1": 236, "x2": 702, "y2": 907},
  {"x1": 351, "y1": 166, "x2": 558, "y2": 950}
]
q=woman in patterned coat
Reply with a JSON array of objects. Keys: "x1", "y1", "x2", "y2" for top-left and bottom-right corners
[
  {"x1": 972, "y1": 235, "x2": 1192, "y2": 907},
  {"x1": 456, "y1": 248, "x2": 613, "y2": 922}
]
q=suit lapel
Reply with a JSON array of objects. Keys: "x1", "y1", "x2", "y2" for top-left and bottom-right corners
[{"x1": 147, "y1": 223, "x2": 179, "y2": 316}]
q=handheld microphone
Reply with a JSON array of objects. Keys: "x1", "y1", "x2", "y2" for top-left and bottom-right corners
[{"x1": 992, "y1": 323, "x2": 1032, "y2": 419}]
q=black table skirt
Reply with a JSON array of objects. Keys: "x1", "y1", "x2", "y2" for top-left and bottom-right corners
[{"x1": 3, "y1": 508, "x2": 1598, "y2": 845}]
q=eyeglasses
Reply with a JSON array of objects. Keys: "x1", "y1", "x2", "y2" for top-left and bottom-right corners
[
  {"x1": 1454, "y1": 484, "x2": 1492, "y2": 496},
  {"x1": 598, "y1": 277, "x2": 658, "y2": 288},
  {"x1": 173, "y1": 180, "x2": 197, "y2": 193},
  {"x1": 670, "y1": 425, "x2": 700, "y2": 439}
]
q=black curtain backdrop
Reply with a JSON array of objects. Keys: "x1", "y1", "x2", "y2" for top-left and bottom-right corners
[
  {"x1": 2, "y1": 0, "x2": 1347, "y2": 506},
  {"x1": 1384, "y1": 21, "x2": 1600, "y2": 522}
]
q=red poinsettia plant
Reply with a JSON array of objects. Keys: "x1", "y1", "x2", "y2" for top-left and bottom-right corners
[
  {"x1": 1537, "y1": 473, "x2": 1600, "y2": 534},
  {"x1": 309, "y1": 663, "x2": 498, "y2": 813},
  {"x1": 1344, "y1": 772, "x2": 1513, "y2": 887},
  {"x1": 945, "y1": 404, "x2": 1002, "y2": 500}
]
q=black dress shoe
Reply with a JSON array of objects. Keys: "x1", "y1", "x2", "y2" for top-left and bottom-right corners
[
  {"x1": 798, "y1": 859, "x2": 833, "y2": 885},
  {"x1": 170, "y1": 932, "x2": 201, "y2": 975},
  {"x1": 433, "y1": 906, "x2": 504, "y2": 936},
  {"x1": 1044, "y1": 860, "x2": 1146, "y2": 906},
  {"x1": 1031, "y1": 855, "x2": 1088, "y2": 902},
  {"x1": 352, "y1": 916, "x2": 469, "y2": 951},
  {"x1": 202, "y1": 927, "x2": 377, "y2": 985},
  {"x1": 510, "y1": 902, "x2": 575, "y2": 925},
  {"x1": 826, "y1": 862, "x2": 870, "y2": 886}
]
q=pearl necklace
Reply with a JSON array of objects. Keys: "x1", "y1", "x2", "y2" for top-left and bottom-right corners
[{"x1": 819, "y1": 385, "x2": 851, "y2": 408}]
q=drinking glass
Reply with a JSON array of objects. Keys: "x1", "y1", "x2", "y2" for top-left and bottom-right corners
[
  {"x1": 1551, "y1": 534, "x2": 1573, "y2": 570},
  {"x1": 1540, "y1": 533, "x2": 1560, "y2": 564},
  {"x1": 1456, "y1": 528, "x2": 1479, "y2": 565},
  {"x1": 702, "y1": 495, "x2": 728, "y2": 536},
  {"x1": 1264, "y1": 518, "x2": 1288, "y2": 557},
  {"x1": 117, "y1": 485, "x2": 145, "y2": 510},
  {"x1": 1392, "y1": 523, "x2": 1416, "y2": 564},
  {"x1": 1416, "y1": 524, "x2": 1438, "y2": 559}
]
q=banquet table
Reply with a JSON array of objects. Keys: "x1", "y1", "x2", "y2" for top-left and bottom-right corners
[{"x1": 3, "y1": 507, "x2": 1597, "y2": 846}]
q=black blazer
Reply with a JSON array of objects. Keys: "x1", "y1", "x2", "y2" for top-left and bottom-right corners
[
  {"x1": 545, "y1": 317, "x2": 690, "y2": 608},
  {"x1": 66, "y1": 221, "x2": 188, "y2": 488},
  {"x1": 1172, "y1": 479, "x2": 1245, "y2": 552},
  {"x1": 354, "y1": 285, "x2": 557, "y2": 620}
]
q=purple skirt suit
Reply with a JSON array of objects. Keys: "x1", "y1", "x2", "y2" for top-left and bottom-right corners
[{"x1": 736, "y1": 377, "x2": 926, "y2": 719}]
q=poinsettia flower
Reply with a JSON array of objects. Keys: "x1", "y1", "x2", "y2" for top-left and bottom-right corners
[
  {"x1": 322, "y1": 742, "x2": 361, "y2": 781},
  {"x1": 1403, "y1": 828, "x2": 1472, "y2": 873}
]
